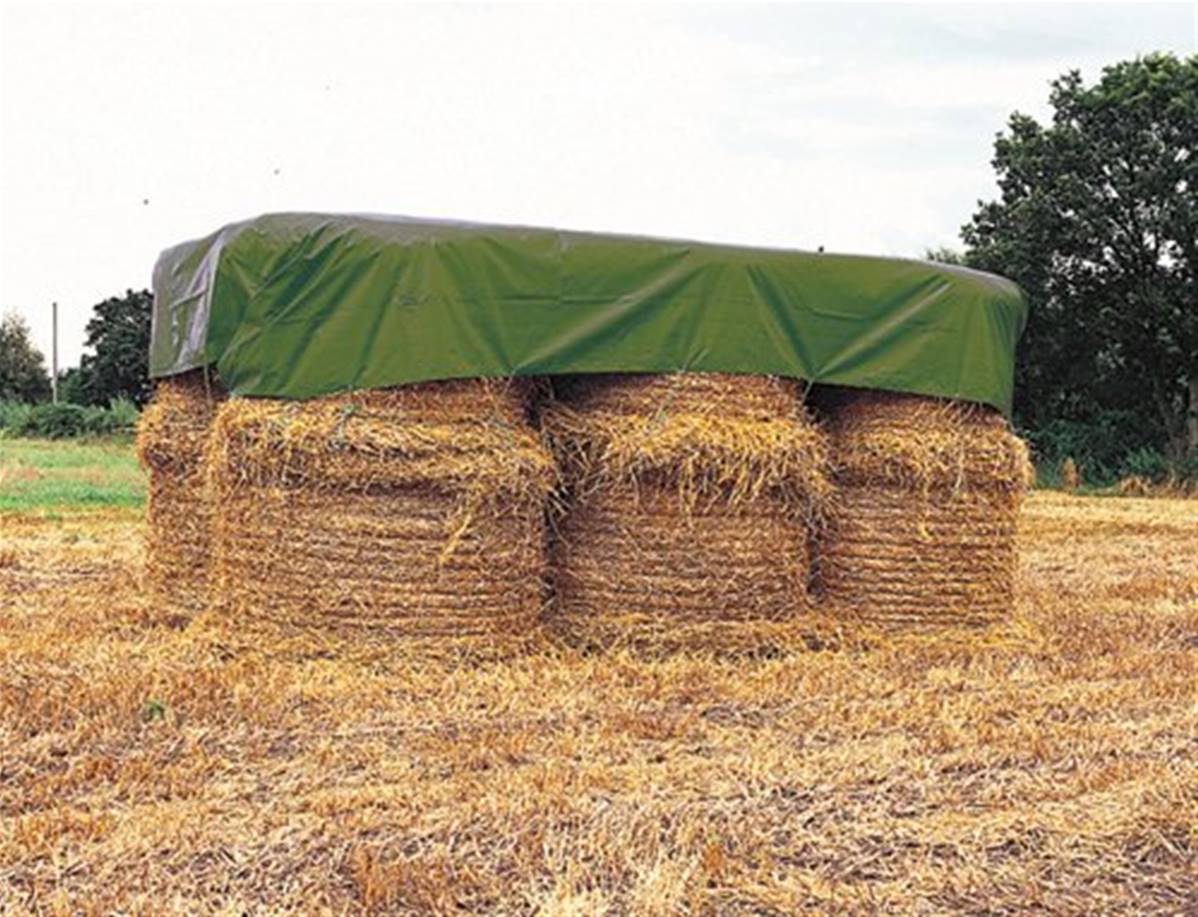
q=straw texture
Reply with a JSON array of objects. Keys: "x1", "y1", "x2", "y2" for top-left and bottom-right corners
[
  {"x1": 553, "y1": 372, "x2": 801, "y2": 419},
  {"x1": 204, "y1": 379, "x2": 555, "y2": 656},
  {"x1": 817, "y1": 389, "x2": 1031, "y2": 629},
  {"x1": 544, "y1": 373, "x2": 831, "y2": 652},
  {"x1": 136, "y1": 370, "x2": 224, "y2": 612}
]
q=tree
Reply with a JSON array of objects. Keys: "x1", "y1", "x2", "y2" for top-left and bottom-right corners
[
  {"x1": 78, "y1": 289, "x2": 153, "y2": 406},
  {"x1": 923, "y1": 246, "x2": 966, "y2": 266},
  {"x1": 962, "y1": 54, "x2": 1198, "y2": 461},
  {"x1": 0, "y1": 311, "x2": 51, "y2": 402},
  {"x1": 57, "y1": 366, "x2": 87, "y2": 405}
]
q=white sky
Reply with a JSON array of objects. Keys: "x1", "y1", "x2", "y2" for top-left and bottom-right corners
[{"x1": 1, "y1": 1, "x2": 1193, "y2": 369}]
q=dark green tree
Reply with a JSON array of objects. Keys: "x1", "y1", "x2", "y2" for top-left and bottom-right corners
[
  {"x1": 962, "y1": 53, "x2": 1198, "y2": 462},
  {"x1": 923, "y1": 246, "x2": 966, "y2": 266},
  {"x1": 57, "y1": 366, "x2": 87, "y2": 405},
  {"x1": 78, "y1": 289, "x2": 153, "y2": 406},
  {"x1": 0, "y1": 311, "x2": 52, "y2": 402}
]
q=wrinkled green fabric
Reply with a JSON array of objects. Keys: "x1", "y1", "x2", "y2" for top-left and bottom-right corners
[{"x1": 151, "y1": 213, "x2": 1026, "y2": 413}]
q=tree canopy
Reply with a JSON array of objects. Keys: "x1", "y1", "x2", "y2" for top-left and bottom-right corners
[
  {"x1": 0, "y1": 311, "x2": 51, "y2": 402},
  {"x1": 78, "y1": 289, "x2": 153, "y2": 407},
  {"x1": 962, "y1": 53, "x2": 1197, "y2": 463}
]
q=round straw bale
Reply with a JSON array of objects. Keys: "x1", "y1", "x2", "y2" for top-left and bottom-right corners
[
  {"x1": 554, "y1": 372, "x2": 801, "y2": 419},
  {"x1": 816, "y1": 388, "x2": 1031, "y2": 629},
  {"x1": 543, "y1": 373, "x2": 831, "y2": 653},
  {"x1": 204, "y1": 379, "x2": 554, "y2": 656},
  {"x1": 136, "y1": 369, "x2": 225, "y2": 612}
]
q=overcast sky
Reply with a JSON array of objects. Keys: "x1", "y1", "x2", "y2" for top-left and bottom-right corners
[{"x1": 1, "y1": 1, "x2": 1193, "y2": 369}]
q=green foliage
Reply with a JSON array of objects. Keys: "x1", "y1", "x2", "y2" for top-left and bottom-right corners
[
  {"x1": 1118, "y1": 447, "x2": 1171, "y2": 483},
  {"x1": 1176, "y1": 454, "x2": 1198, "y2": 482},
  {"x1": 0, "y1": 397, "x2": 138, "y2": 438},
  {"x1": 102, "y1": 396, "x2": 140, "y2": 431},
  {"x1": 0, "y1": 400, "x2": 34, "y2": 433},
  {"x1": 1024, "y1": 411, "x2": 1198, "y2": 487},
  {"x1": 1030, "y1": 460, "x2": 1063, "y2": 491},
  {"x1": 1024, "y1": 409, "x2": 1163, "y2": 485},
  {"x1": 20, "y1": 403, "x2": 89, "y2": 438},
  {"x1": 0, "y1": 312, "x2": 51, "y2": 402},
  {"x1": 57, "y1": 366, "x2": 88, "y2": 405},
  {"x1": 77, "y1": 289, "x2": 153, "y2": 407},
  {"x1": 962, "y1": 53, "x2": 1198, "y2": 464},
  {"x1": 923, "y1": 247, "x2": 966, "y2": 266}
]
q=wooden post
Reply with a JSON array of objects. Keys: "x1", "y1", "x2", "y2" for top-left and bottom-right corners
[{"x1": 51, "y1": 301, "x2": 59, "y2": 404}]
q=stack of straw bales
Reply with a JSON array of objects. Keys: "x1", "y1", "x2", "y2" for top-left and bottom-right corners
[
  {"x1": 136, "y1": 370, "x2": 225, "y2": 612},
  {"x1": 203, "y1": 380, "x2": 554, "y2": 654},
  {"x1": 542, "y1": 373, "x2": 831, "y2": 652},
  {"x1": 817, "y1": 389, "x2": 1031, "y2": 629}
]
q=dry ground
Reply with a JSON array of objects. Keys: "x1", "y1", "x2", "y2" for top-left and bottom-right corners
[{"x1": 1, "y1": 492, "x2": 1196, "y2": 915}]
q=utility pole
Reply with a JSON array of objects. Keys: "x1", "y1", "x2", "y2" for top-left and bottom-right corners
[{"x1": 51, "y1": 301, "x2": 58, "y2": 404}]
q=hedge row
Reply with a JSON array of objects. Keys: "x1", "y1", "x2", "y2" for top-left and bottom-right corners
[{"x1": 0, "y1": 399, "x2": 140, "y2": 438}]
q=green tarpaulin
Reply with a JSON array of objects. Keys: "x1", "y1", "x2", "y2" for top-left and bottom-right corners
[{"x1": 150, "y1": 212, "x2": 1027, "y2": 413}]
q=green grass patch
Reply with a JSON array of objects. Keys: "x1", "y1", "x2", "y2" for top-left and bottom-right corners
[{"x1": 0, "y1": 436, "x2": 146, "y2": 511}]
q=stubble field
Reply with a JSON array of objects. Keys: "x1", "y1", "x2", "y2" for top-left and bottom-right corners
[{"x1": 1, "y1": 439, "x2": 1196, "y2": 915}]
